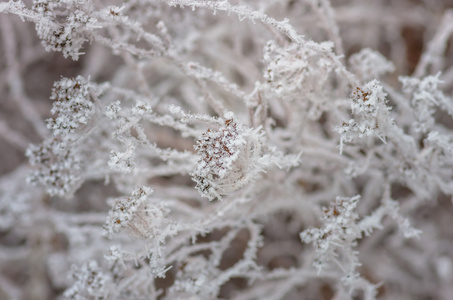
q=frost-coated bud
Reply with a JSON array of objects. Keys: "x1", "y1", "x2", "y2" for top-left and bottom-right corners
[{"x1": 191, "y1": 115, "x2": 263, "y2": 200}]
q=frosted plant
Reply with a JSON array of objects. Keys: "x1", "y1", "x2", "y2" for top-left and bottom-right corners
[
  {"x1": 25, "y1": 76, "x2": 105, "y2": 197},
  {"x1": 336, "y1": 80, "x2": 395, "y2": 153},
  {"x1": 47, "y1": 76, "x2": 97, "y2": 137},
  {"x1": 26, "y1": 137, "x2": 82, "y2": 197},
  {"x1": 301, "y1": 195, "x2": 380, "y2": 298},
  {"x1": 192, "y1": 115, "x2": 252, "y2": 200},
  {"x1": 64, "y1": 260, "x2": 111, "y2": 300},
  {"x1": 0, "y1": 0, "x2": 453, "y2": 300},
  {"x1": 349, "y1": 49, "x2": 395, "y2": 83},
  {"x1": 103, "y1": 186, "x2": 156, "y2": 238},
  {"x1": 190, "y1": 111, "x2": 291, "y2": 201}
]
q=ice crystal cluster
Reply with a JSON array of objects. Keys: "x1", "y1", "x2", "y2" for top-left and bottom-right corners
[{"x1": 1, "y1": 0, "x2": 453, "y2": 299}]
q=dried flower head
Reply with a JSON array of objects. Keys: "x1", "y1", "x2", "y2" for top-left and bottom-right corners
[
  {"x1": 47, "y1": 76, "x2": 96, "y2": 138},
  {"x1": 191, "y1": 115, "x2": 259, "y2": 200},
  {"x1": 103, "y1": 186, "x2": 154, "y2": 238}
]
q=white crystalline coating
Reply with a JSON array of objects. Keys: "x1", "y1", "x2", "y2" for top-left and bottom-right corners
[
  {"x1": 169, "y1": 105, "x2": 183, "y2": 115},
  {"x1": 47, "y1": 76, "x2": 95, "y2": 137},
  {"x1": 336, "y1": 80, "x2": 394, "y2": 154},
  {"x1": 105, "y1": 101, "x2": 122, "y2": 119},
  {"x1": 191, "y1": 118, "x2": 248, "y2": 200},
  {"x1": 26, "y1": 137, "x2": 82, "y2": 197},
  {"x1": 103, "y1": 186, "x2": 153, "y2": 238},
  {"x1": 2, "y1": 1, "x2": 453, "y2": 299},
  {"x1": 131, "y1": 101, "x2": 152, "y2": 116},
  {"x1": 349, "y1": 48, "x2": 395, "y2": 82},
  {"x1": 64, "y1": 260, "x2": 110, "y2": 300}
]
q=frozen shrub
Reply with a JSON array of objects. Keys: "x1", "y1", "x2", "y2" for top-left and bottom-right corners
[{"x1": 1, "y1": 1, "x2": 453, "y2": 300}]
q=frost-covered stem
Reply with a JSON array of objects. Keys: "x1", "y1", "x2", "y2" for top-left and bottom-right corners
[
  {"x1": 414, "y1": 10, "x2": 453, "y2": 78},
  {"x1": 93, "y1": 35, "x2": 159, "y2": 58},
  {"x1": 305, "y1": 40, "x2": 359, "y2": 88},
  {"x1": 106, "y1": 27, "x2": 156, "y2": 101},
  {"x1": 441, "y1": 64, "x2": 453, "y2": 87},
  {"x1": 1, "y1": 15, "x2": 48, "y2": 139},
  {"x1": 310, "y1": 0, "x2": 344, "y2": 56},
  {"x1": 186, "y1": 62, "x2": 247, "y2": 100},
  {"x1": 0, "y1": 1, "x2": 49, "y2": 24},
  {"x1": 162, "y1": 0, "x2": 301, "y2": 43},
  {"x1": 203, "y1": 44, "x2": 262, "y2": 87},
  {"x1": 52, "y1": 212, "x2": 107, "y2": 224},
  {"x1": 167, "y1": 55, "x2": 227, "y2": 116},
  {"x1": 233, "y1": 269, "x2": 336, "y2": 300},
  {"x1": 0, "y1": 273, "x2": 21, "y2": 300},
  {"x1": 381, "y1": 83, "x2": 412, "y2": 115},
  {"x1": 300, "y1": 146, "x2": 351, "y2": 165},
  {"x1": 0, "y1": 120, "x2": 29, "y2": 150}
]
